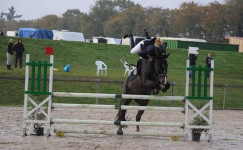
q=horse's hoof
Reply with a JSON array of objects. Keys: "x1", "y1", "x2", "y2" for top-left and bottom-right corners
[
  {"x1": 136, "y1": 127, "x2": 140, "y2": 132},
  {"x1": 118, "y1": 126, "x2": 122, "y2": 132}
]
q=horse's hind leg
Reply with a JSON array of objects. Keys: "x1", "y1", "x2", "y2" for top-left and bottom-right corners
[
  {"x1": 135, "y1": 99, "x2": 149, "y2": 132},
  {"x1": 135, "y1": 110, "x2": 145, "y2": 132},
  {"x1": 116, "y1": 99, "x2": 132, "y2": 132}
]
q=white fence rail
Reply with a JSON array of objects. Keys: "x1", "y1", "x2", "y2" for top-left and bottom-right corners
[
  {"x1": 52, "y1": 103, "x2": 185, "y2": 111},
  {"x1": 53, "y1": 92, "x2": 185, "y2": 101}
]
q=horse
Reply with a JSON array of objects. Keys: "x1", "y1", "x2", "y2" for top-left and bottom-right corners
[{"x1": 115, "y1": 50, "x2": 170, "y2": 133}]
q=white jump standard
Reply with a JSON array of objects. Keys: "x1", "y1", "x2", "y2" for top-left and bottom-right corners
[{"x1": 23, "y1": 53, "x2": 214, "y2": 142}]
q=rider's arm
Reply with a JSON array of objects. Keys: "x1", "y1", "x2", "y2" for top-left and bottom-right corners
[{"x1": 138, "y1": 50, "x2": 149, "y2": 59}]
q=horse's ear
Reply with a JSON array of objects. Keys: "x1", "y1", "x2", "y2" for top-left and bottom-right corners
[{"x1": 163, "y1": 42, "x2": 167, "y2": 48}]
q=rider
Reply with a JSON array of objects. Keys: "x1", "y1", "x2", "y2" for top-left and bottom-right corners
[{"x1": 123, "y1": 29, "x2": 168, "y2": 75}]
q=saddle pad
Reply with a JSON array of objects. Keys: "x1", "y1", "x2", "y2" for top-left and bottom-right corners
[{"x1": 128, "y1": 70, "x2": 137, "y2": 81}]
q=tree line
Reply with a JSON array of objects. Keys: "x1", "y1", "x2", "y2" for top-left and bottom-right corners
[{"x1": 0, "y1": 0, "x2": 242, "y2": 43}]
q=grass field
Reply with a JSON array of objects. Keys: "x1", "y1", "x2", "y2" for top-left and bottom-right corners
[{"x1": 0, "y1": 36, "x2": 243, "y2": 109}]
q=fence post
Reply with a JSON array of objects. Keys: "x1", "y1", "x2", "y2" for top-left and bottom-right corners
[
  {"x1": 223, "y1": 84, "x2": 228, "y2": 110},
  {"x1": 171, "y1": 82, "x2": 175, "y2": 107},
  {"x1": 96, "y1": 79, "x2": 100, "y2": 104}
]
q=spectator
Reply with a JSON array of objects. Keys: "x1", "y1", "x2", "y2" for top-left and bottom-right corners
[
  {"x1": 14, "y1": 38, "x2": 25, "y2": 70},
  {"x1": 206, "y1": 53, "x2": 213, "y2": 78},
  {"x1": 189, "y1": 53, "x2": 198, "y2": 78},
  {"x1": 7, "y1": 38, "x2": 14, "y2": 70}
]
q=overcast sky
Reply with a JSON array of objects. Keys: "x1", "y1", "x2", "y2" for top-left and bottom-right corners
[{"x1": 0, "y1": 0, "x2": 225, "y2": 20}]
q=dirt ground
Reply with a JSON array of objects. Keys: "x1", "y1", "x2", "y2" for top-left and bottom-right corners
[{"x1": 0, "y1": 106, "x2": 242, "y2": 150}]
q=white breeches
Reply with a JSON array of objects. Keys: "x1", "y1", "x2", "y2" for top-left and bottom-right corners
[
  {"x1": 130, "y1": 40, "x2": 145, "y2": 54},
  {"x1": 6, "y1": 53, "x2": 13, "y2": 65}
]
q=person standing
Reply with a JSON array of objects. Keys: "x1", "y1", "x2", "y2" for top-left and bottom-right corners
[
  {"x1": 206, "y1": 53, "x2": 213, "y2": 78},
  {"x1": 7, "y1": 38, "x2": 14, "y2": 70},
  {"x1": 189, "y1": 53, "x2": 198, "y2": 78},
  {"x1": 14, "y1": 38, "x2": 25, "y2": 70}
]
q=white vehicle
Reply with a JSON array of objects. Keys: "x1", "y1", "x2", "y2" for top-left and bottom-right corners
[{"x1": 6, "y1": 31, "x2": 18, "y2": 37}]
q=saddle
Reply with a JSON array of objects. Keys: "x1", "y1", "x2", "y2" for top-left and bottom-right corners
[{"x1": 128, "y1": 59, "x2": 142, "y2": 81}]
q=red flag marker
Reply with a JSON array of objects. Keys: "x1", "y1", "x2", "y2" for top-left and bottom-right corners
[{"x1": 45, "y1": 47, "x2": 53, "y2": 55}]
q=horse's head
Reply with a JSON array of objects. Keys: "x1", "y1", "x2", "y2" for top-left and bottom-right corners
[
  {"x1": 154, "y1": 59, "x2": 168, "y2": 85},
  {"x1": 153, "y1": 44, "x2": 170, "y2": 92}
]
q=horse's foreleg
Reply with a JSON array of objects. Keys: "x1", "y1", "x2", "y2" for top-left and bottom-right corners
[
  {"x1": 142, "y1": 79, "x2": 155, "y2": 87},
  {"x1": 142, "y1": 80, "x2": 159, "y2": 90},
  {"x1": 162, "y1": 81, "x2": 170, "y2": 93},
  {"x1": 116, "y1": 99, "x2": 132, "y2": 133}
]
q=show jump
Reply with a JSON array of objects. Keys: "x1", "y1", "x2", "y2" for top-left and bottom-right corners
[{"x1": 23, "y1": 53, "x2": 214, "y2": 142}]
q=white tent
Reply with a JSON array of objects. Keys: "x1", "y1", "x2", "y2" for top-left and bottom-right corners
[
  {"x1": 161, "y1": 37, "x2": 207, "y2": 43},
  {"x1": 188, "y1": 47, "x2": 199, "y2": 55},
  {"x1": 53, "y1": 31, "x2": 85, "y2": 42},
  {"x1": 121, "y1": 36, "x2": 146, "y2": 45},
  {"x1": 6, "y1": 31, "x2": 18, "y2": 37},
  {"x1": 52, "y1": 30, "x2": 59, "y2": 40},
  {"x1": 105, "y1": 37, "x2": 121, "y2": 45}
]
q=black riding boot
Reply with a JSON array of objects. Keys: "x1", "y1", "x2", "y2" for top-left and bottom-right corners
[
  {"x1": 129, "y1": 32, "x2": 135, "y2": 49},
  {"x1": 144, "y1": 29, "x2": 151, "y2": 39},
  {"x1": 136, "y1": 59, "x2": 142, "y2": 75}
]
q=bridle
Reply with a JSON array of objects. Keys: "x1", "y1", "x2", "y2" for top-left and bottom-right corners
[{"x1": 153, "y1": 59, "x2": 168, "y2": 84}]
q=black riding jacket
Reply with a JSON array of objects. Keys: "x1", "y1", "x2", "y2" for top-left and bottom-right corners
[
  {"x1": 189, "y1": 54, "x2": 197, "y2": 66},
  {"x1": 7, "y1": 43, "x2": 14, "y2": 55},
  {"x1": 206, "y1": 57, "x2": 213, "y2": 68},
  {"x1": 14, "y1": 43, "x2": 25, "y2": 55}
]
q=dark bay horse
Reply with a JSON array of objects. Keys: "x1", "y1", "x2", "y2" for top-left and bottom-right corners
[{"x1": 116, "y1": 53, "x2": 170, "y2": 132}]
